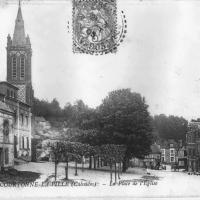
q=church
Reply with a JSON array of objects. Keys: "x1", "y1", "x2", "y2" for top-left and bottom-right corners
[{"x1": 0, "y1": 1, "x2": 33, "y2": 170}]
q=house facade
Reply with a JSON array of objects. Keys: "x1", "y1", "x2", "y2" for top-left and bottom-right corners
[
  {"x1": 159, "y1": 139, "x2": 187, "y2": 169},
  {"x1": 177, "y1": 146, "x2": 187, "y2": 169},
  {"x1": 0, "y1": 1, "x2": 33, "y2": 169},
  {"x1": 186, "y1": 120, "x2": 200, "y2": 172},
  {"x1": 144, "y1": 144, "x2": 161, "y2": 169},
  {"x1": 0, "y1": 102, "x2": 15, "y2": 169},
  {"x1": 160, "y1": 140, "x2": 177, "y2": 164}
]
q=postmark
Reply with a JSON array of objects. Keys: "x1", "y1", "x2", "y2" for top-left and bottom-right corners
[{"x1": 73, "y1": 0, "x2": 118, "y2": 55}]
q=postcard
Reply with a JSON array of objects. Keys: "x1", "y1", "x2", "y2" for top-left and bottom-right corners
[{"x1": 0, "y1": 0, "x2": 199, "y2": 199}]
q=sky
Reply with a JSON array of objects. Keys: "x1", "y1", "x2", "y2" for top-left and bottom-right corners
[{"x1": 1, "y1": 0, "x2": 200, "y2": 120}]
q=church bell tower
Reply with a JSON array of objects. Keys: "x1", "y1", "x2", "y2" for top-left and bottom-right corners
[{"x1": 6, "y1": 0, "x2": 33, "y2": 106}]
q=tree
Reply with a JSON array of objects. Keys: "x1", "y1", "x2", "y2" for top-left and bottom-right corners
[
  {"x1": 74, "y1": 129, "x2": 110, "y2": 169},
  {"x1": 100, "y1": 144, "x2": 126, "y2": 184},
  {"x1": 32, "y1": 98, "x2": 62, "y2": 119},
  {"x1": 48, "y1": 141, "x2": 63, "y2": 181},
  {"x1": 98, "y1": 89, "x2": 153, "y2": 172},
  {"x1": 153, "y1": 114, "x2": 188, "y2": 142},
  {"x1": 62, "y1": 100, "x2": 94, "y2": 128}
]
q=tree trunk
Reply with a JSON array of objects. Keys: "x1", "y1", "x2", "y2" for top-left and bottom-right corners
[
  {"x1": 89, "y1": 156, "x2": 92, "y2": 169},
  {"x1": 97, "y1": 156, "x2": 100, "y2": 168},
  {"x1": 82, "y1": 156, "x2": 84, "y2": 172},
  {"x1": 122, "y1": 156, "x2": 129, "y2": 172},
  {"x1": 65, "y1": 158, "x2": 68, "y2": 180},
  {"x1": 94, "y1": 156, "x2": 96, "y2": 169},
  {"x1": 110, "y1": 162, "x2": 113, "y2": 185},
  {"x1": 75, "y1": 161, "x2": 78, "y2": 176},
  {"x1": 55, "y1": 161, "x2": 57, "y2": 181},
  {"x1": 101, "y1": 159, "x2": 103, "y2": 167},
  {"x1": 120, "y1": 162, "x2": 122, "y2": 175},
  {"x1": 118, "y1": 163, "x2": 121, "y2": 179},
  {"x1": 115, "y1": 162, "x2": 117, "y2": 184}
]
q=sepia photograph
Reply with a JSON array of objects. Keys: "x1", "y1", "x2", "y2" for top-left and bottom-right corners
[{"x1": 0, "y1": 0, "x2": 200, "y2": 199}]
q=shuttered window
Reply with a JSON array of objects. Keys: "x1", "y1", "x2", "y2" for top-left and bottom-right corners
[
  {"x1": 19, "y1": 136, "x2": 22, "y2": 149},
  {"x1": 20, "y1": 56, "x2": 25, "y2": 79},
  {"x1": 22, "y1": 136, "x2": 24, "y2": 149},
  {"x1": 4, "y1": 148, "x2": 9, "y2": 165},
  {"x1": 27, "y1": 137, "x2": 29, "y2": 149}
]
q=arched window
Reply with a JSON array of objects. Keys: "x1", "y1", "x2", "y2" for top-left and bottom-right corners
[
  {"x1": 12, "y1": 56, "x2": 17, "y2": 79},
  {"x1": 20, "y1": 56, "x2": 25, "y2": 79}
]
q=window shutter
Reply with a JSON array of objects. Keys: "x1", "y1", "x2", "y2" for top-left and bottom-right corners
[
  {"x1": 22, "y1": 136, "x2": 24, "y2": 149},
  {"x1": 5, "y1": 149, "x2": 9, "y2": 165},
  {"x1": 19, "y1": 136, "x2": 21, "y2": 149},
  {"x1": 27, "y1": 137, "x2": 29, "y2": 149}
]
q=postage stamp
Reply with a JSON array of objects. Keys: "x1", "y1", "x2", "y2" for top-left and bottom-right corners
[{"x1": 72, "y1": 0, "x2": 118, "y2": 55}]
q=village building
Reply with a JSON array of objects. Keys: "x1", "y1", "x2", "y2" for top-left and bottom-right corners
[
  {"x1": 143, "y1": 143, "x2": 161, "y2": 169},
  {"x1": 159, "y1": 139, "x2": 187, "y2": 170},
  {"x1": 0, "y1": 101, "x2": 15, "y2": 169},
  {"x1": 160, "y1": 139, "x2": 177, "y2": 163},
  {"x1": 186, "y1": 119, "x2": 200, "y2": 172},
  {"x1": 0, "y1": 1, "x2": 33, "y2": 169}
]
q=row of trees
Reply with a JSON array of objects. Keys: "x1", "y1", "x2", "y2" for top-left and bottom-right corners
[{"x1": 48, "y1": 141, "x2": 126, "y2": 184}]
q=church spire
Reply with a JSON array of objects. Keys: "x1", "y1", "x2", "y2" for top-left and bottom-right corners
[{"x1": 12, "y1": 0, "x2": 26, "y2": 46}]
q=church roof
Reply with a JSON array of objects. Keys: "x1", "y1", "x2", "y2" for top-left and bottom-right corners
[{"x1": 12, "y1": 0, "x2": 26, "y2": 46}]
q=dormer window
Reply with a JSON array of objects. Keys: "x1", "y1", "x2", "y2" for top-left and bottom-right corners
[
  {"x1": 20, "y1": 56, "x2": 25, "y2": 80},
  {"x1": 12, "y1": 56, "x2": 17, "y2": 79}
]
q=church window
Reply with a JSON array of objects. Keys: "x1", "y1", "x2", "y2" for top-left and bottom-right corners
[
  {"x1": 12, "y1": 56, "x2": 17, "y2": 79},
  {"x1": 20, "y1": 56, "x2": 25, "y2": 79}
]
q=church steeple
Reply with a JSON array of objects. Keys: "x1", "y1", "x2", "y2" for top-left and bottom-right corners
[
  {"x1": 12, "y1": 0, "x2": 26, "y2": 46},
  {"x1": 6, "y1": 0, "x2": 34, "y2": 106}
]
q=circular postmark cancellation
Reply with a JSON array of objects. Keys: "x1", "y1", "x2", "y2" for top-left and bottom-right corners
[{"x1": 73, "y1": 0, "x2": 127, "y2": 55}]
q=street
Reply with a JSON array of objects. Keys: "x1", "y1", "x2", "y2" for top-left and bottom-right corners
[{"x1": 0, "y1": 162, "x2": 195, "y2": 198}]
